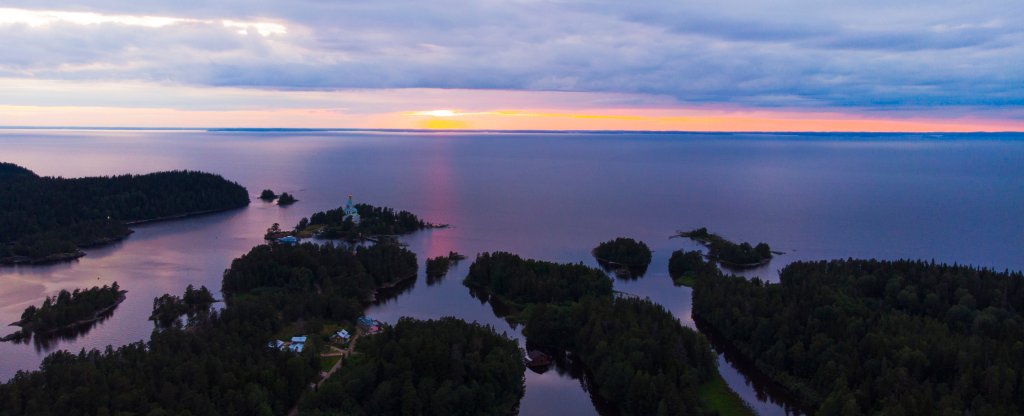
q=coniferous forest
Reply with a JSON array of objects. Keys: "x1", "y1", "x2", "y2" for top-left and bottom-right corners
[
  {"x1": 0, "y1": 239, "x2": 425, "y2": 415},
  {"x1": 693, "y1": 259, "x2": 1024, "y2": 415},
  {"x1": 300, "y1": 317, "x2": 525, "y2": 415},
  {"x1": 465, "y1": 252, "x2": 724, "y2": 415},
  {"x1": 0, "y1": 162, "x2": 249, "y2": 263},
  {"x1": 464, "y1": 251, "x2": 613, "y2": 305},
  {"x1": 296, "y1": 203, "x2": 427, "y2": 238},
  {"x1": 7, "y1": 283, "x2": 125, "y2": 340}
]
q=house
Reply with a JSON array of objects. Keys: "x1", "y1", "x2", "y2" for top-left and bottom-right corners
[
  {"x1": 288, "y1": 343, "x2": 304, "y2": 353},
  {"x1": 291, "y1": 335, "x2": 307, "y2": 344},
  {"x1": 333, "y1": 329, "x2": 351, "y2": 341},
  {"x1": 267, "y1": 340, "x2": 286, "y2": 350}
]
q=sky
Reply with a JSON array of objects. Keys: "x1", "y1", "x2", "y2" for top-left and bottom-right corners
[{"x1": 0, "y1": 1, "x2": 1022, "y2": 132}]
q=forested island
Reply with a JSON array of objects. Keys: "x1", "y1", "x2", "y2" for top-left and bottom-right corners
[
  {"x1": 0, "y1": 162, "x2": 250, "y2": 264},
  {"x1": 277, "y1": 192, "x2": 297, "y2": 206},
  {"x1": 3, "y1": 283, "x2": 126, "y2": 342},
  {"x1": 465, "y1": 252, "x2": 747, "y2": 415},
  {"x1": 259, "y1": 189, "x2": 277, "y2": 201},
  {"x1": 300, "y1": 317, "x2": 525, "y2": 415},
  {"x1": 425, "y1": 251, "x2": 466, "y2": 283},
  {"x1": 668, "y1": 250, "x2": 721, "y2": 287},
  {"x1": 677, "y1": 228, "x2": 773, "y2": 267},
  {"x1": 693, "y1": 259, "x2": 1024, "y2": 415},
  {"x1": 293, "y1": 202, "x2": 430, "y2": 239},
  {"x1": 150, "y1": 284, "x2": 217, "y2": 328},
  {"x1": 592, "y1": 237, "x2": 652, "y2": 277},
  {"x1": 464, "y1": 251, "x2": 613, "y2": 308}
]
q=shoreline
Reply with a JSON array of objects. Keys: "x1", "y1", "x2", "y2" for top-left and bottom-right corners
[
  {"x1": 3, "y1": 291, "x2": 127, "y2": 342},
  {"x1": 2, "y1": 205, "x2": 247, "y2": 266}
]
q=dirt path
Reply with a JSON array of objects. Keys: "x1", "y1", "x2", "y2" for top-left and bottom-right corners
[{"x1": 287, "y1": 330, "x2": 364, "y2": 416}]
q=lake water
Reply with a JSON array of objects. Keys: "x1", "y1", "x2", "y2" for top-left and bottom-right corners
[{"x1": 1, "y1": 130, "x2": 1022, "y2": 415}]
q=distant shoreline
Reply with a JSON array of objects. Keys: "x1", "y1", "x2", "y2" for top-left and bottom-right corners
[{"x1": 1, "y1": 126, "x2": 1022, "y2": 135}]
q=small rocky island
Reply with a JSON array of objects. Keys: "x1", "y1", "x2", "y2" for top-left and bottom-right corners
[
  {"x1": 676, "y1": 227, "x2": 773, "y2": 268},
  {"x1": 3, "y1": 283, "x2": 126, "y2": 342},
  {"x1": 0, "y1": 162, "x2": 250, "y2": 265}
]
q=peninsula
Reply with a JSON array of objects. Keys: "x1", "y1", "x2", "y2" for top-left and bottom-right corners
[{"x1": 0, "y1": 162, "x2": 250, "y2": 265}]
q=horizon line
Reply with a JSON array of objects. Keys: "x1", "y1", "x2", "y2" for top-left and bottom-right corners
[{"x1": 1, "y1": 126, "x2": 1022, "y2": 135}]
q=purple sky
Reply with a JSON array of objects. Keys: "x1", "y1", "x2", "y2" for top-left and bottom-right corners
[{"x1": 1, "y1": 1, "x2": 1022, "y2": 130}]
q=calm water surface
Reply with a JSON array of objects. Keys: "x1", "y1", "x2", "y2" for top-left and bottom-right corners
[{"x1": 1, "y1": 130, "x2": 1022, "y2": 415}]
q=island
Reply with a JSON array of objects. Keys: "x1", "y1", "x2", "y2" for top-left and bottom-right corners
[
  {"x1": 277, "y1": 192, "x2": 297, "y2": 206},
  {"x1": 676, "y1": 227, "x2": 773, "y2": 268},
  {"x1": 693, "y1": 259, "x2": 1024, "y2": 414},
  {"x1": 259, "y1": 189, "x2": 278, "y2": 201},
  {"x1": 300, "y1": 317, "x2": 525, "y2": 415},
  {"x1": 668, "y1": 249, "x2": 720, "y2": 287},
  {"x1": 464, "y1": 251, "x2": 613, "y2": 310},
  {"x1": 3, "y1": 283, "x2": 126, "y2": 342},
  {"x1": 464, "y1": 252, "x2": 749, "y2": 415},
  {"x1": 0, "y1": 162, "x2": 250, "y2": 265},
  {"x1": 149, "y1": 284, "x2": 217, "y2": 328},
  {"x1": 291, "y1": 196, "x2": 433, "y2": 240},
  {"x1": 591, "y1": 237, "x2": 652, "y2": 278},
  {"x1": 425, "y1": 251, "x2": 466, "y2": 283}
]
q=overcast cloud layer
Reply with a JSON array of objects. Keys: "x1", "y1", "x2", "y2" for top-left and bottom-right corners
[{"x1": 1, "y1": 0, "x2": 1022, "y2": 113}]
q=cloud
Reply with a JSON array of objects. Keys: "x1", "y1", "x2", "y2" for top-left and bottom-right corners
[{"x1": 0, "y1": 1, "x2": 1021, "y2": 112}]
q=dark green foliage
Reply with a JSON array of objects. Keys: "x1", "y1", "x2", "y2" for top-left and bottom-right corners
[
  {"x1": 259, "y1": 189, "x2": 277, "y2": 200},
  {"x1": 0, "y1": 163, "x2": 249, "y2": 262},
  {"x1": 150, "y1": 285, "x2": 216, "y2": 328},
  {"x1": 693, "y1": 259, "x2": 1024, "y2": 415},
  {"x1": 678, "y1": 228, "x2": 772, "y2": 266},
  {"x1": 524, "y1": 297, "x2": 718, "y2": 416},
  {"x1": 425, "y1": 252, "x2": 465, "y2": 282},
  {"x1": 425, "y1": 256, "x2": 452, "y2": 279},
  {"x1": 0, "y1": 163, "x2": 37, "y2": 178},
  {"x1": 0, "y1": 237, "x2": 421, "y2": 414},
  {"x1": 299, "y1": 203, "x2": 427, "y2": 238},
  {"x1": 277, "y1": 192, "x2": 297, "y2": 205},
  {"x1": 300, "y1": 317, "x2": 525, "y2": 415},
  {"x1": 0, "y1": 283, "x2": 320, "y2": 416},
  {"x1": 13, "y1": 283, "x2": 124, "y2": 334},
  {"x1": 592, "y1": 237, "x2": 652, "y2": 267},
  {"x1": 464, "y1": 252, "x2": 613, "y2": 305},
  {"x1": 668, "y1": 250, "x2": 720, "y2": 286},
  {"x1": 222, "y1": 242, "x2": 415, "y2": 322}
]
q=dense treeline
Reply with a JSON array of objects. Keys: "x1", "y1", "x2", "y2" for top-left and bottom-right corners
[
  {"x1": 259, "y1": 189, "x2": 277, "y2": 201},
  {"x1": 150, "y1": 285, "x2": 217, "y2": 328},
  {"x1": 425, "y1": 251, "x2": 466, "y2": 282},
  {"x1": 464, "y1": 252, "x2": 613, "y2": 305},
  {"x1": 679, "y1": 228, "x2": 772, "y2": 267},
  {"x1": 0, "y1": 286, "x2": 320, "y2": 416},
  {"x1": 669, "y1": 250, "x2": 720, "y2": 286},
  {"x1": 524, "y1": 297, "x2": 718, "y2": 415},
  {"x1": 0, "y1": 163, "x2": 249, "y2": 263},
  {"x1": 693, "y1": 259, "x2": 1024, "y2": 415},
  {"x1": 277, "y1": 192, "x2": 297, "y2": 206},
  {"x1": 300, "y1": 317, "x2": 525, "y2": 415},
  {"x1": 296, "y1": 203, "x2": 427, "y2": 238},
  {"x1": 592, "y1": 237, "x2": 652, "y2": 267},
  {"x1": 466, "y1": 252, "x2": 725, "y2": 415},
  {"x1": 10, "y1": 283, "x2": 125, "y2": 337},
  {"x1": 222, "y1": 242, "x2": 416, "y2": 322}
]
